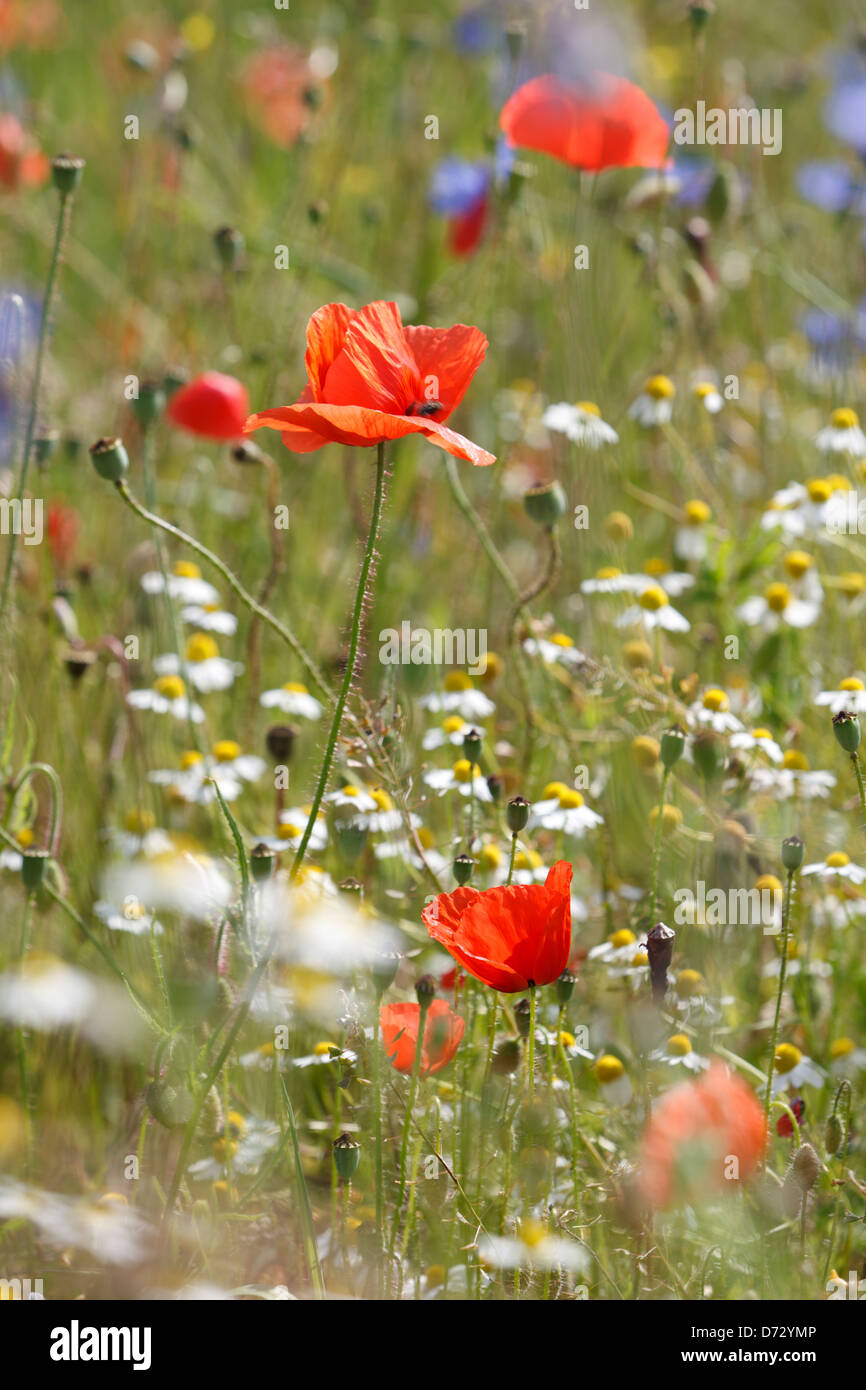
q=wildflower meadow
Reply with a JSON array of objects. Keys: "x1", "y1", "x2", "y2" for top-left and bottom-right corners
[{"x1": 2, "y1": 0, "x2": 866, "y2": 1340}]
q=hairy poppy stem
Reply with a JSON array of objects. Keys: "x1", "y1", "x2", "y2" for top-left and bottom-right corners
[
  {"x1": 647, "y1": 768, "x2": 670, "y2": 925},
  {"x1": 391, "y1": 997, "x2": 429, "y2": 1259},
  {"x1": 527, "y1": 984, "x2": 537, "y2": 1101},
  {"x1": 290, "y1": 440, "x2": 389, "y2": 880},
  {"x1": 763, "y1": 867, "x2": 795, "y2": 1121}
]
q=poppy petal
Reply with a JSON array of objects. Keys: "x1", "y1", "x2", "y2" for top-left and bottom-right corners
[
  {"x1": 323, "y1": 301, "x2": 420, "y2": 413},
  {"x1": 304, "y1": 301, "x2": 357, "y2": 400},
  {"x1": 245, "y1": 401, "x2": 495, "y2": 465},
  {"x1": 402, "y1": 322, "x2": 489, "y2": 419},
  {"x1": 500, "y1": 72, "x2": 669, "y2": 173}
]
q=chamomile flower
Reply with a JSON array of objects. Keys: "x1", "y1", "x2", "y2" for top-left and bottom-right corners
[
  {"x1": 542, "y1": 399, "x2": 619, "y2": 448},
  {"x1": 737, "y1": 580, "x2": 821, "y2": 631},
  {"x1": 424, "y1": 760, "x2": 493, "y2": 801},
  {"x1": 593, "y1": 1053, "x2": 632, "y2": 1105},
  {"x1": 127, "y1": 675, "x2": 205, "y2": 723},
  {"x1": 101, "y1": 851, "x2": 234, "y2": 923},
  {"x1": 688, "y1": 687, "x2": 745, "y2": 734},
  {"x1": 522, "y1": 631, "x2": 587, "y2": 668},
  {"x1": 617, "y1": 584, "x2": 690, "y2": 632},
  {"x1": 628, "y1": 374, "x2": 675, "y2": 428},
  {"x1": 260, "y1": 681, "x2": 323, "y2": 720},
  {"x1": 418, "y1": 671, "x2": 495, "y2": 721},
  {"x1": 94, "y1": 897, "x2": 163, "y2": 937},
  {"x1": 749, "y1": 753, "x2": 836, "y2": 801},
  {"x1": 179, "y1": 603, "x2": 238, "y2": 635},
  {"x1": 692, "y1": 379, "x2": 723, "y2": 414},
  {"x1": 770, "y1": 1042, "x2": 825, "y2": 1095},
  {"x1": 760, "y1": 478, "x2": 849, "y2": 538},
  {"x1": 103, "y1": 810, "x2": 175, "y2": 859},
  {"x1": 828, "y1": 1036, "x2": 866, "y2": 1078},
  {"x1": 259, "y1": 808, "x2": 328, "y2": 854},
  {"x1": 814, "y1": 676, "x2": 866, "y2": 714},
  {"x1": 674, "y1": 499, "x2": 712, "y2": 562},
  {"x1": 651, "y1": 1033, "x2": 710, "y2": 1072},
  {"x1": 814, "y1": 405, "x2": 866, "y2": 456},
  {"x1": 504, "y1": 848, "x2": 550, "y2": 885},
  {"x1": 150, "y1": 741, "x2": 266, "y2": 805},
  {"x1": 140, "y1": 560, "x2": 219, "y2": 606},
  {"x1": 581, "y1": 564, "x2": 694, "y2": 599},
  {"x1": 478, "y1": 1221, "x2": 589, "y2": 1275},
  {"x1": 292, "y1": 1041, "x2": 358, "y2": 1071},
  {"x1": 0, "y1": 827, "x2": 35, "y2": 872},
  {"x1": 729, "y1": 728, "x2": 784, "y2": 762},
  {"x1": 802, "y1": 850, "x2": 866, "y2": 883},
  {"x1": 588, "y1": 927, "x2": 643, "y2": 966},
  {"x1": 0, "y1": 955, "x2": 141, "y2": 1051},
  {"x1": 188, "y1": 1115, "x2": 280, "y2": 1181},
  {"x1": 154, "y1": 633, "x2": 242, "y2": 693},
  {"x1": 0, "y1": 1179, "x2": 152, "y2": 1265},
  {"x1": 328, "y1": 784, "x2": 402, "y2": 833},
  {"x1": 529, "y1": 782, "x2": 603, "y2": 838},
  {"x1": 762, "y1": 939, "x2": 832, "y2": 982},
  {"x1": 422, "y1": 715, "x2": 472, "y2": 749}
]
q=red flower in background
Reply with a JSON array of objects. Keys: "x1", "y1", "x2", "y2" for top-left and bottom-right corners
[
  {"x1": 245, "y1": 300, "x2": 494, "y2": 466},
  {"x1": 0, "y1": 0, "x2": 60, "y2": 52},
  {"x1": 449, "y1": 194, "x2": 489, "y2": 257},
  {"x1": 500, "y1": 72, "x2": 669, "y2": 173},
  {"x1": 0, "y1": 113, "x2": 49, "y2": 191},
  {"x1": 46, "y1": 503, "x2": 79, "y2": 571},
  {"x1": 166, "y1": 371, "x2": 249, "y2": 440},
  {"x1": 639, "y1": 1064, "x2": 766, "y2": 1208},
  {"x1": 422, "y1": 861, "x2": 573, "y2": 993},
  {"x1": 240, "y1": 44, "x2": 328, "y2": 150},
  {"x1": 379, "y1": 999, "x2": 465, "y2": 1076}
]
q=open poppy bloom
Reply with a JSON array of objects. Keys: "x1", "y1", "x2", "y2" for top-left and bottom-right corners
[
  {"x1": 0, "y1": 113, "x2": 49, "y2": 191},
  {"x1": 244, "y1": 300, "x2": 494, "y2": 466},
  {"x1": 166, "y1": 372, "x2": 249, "y2": 440},
  {"x1": 422, "y1": 860, "x2": 572, "y2": 993},
  {"x1": 379, "y1": 999, "x2": 465, "y2": 1076},
  {"x1": 499, "y1": 72, "x2": 669, "y2": 173},
  {"x1": 639, "y1": 1063, "x2": 766, "y2": 1208}
]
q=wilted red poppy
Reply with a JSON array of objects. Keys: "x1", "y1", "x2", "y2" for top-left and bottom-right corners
[
  {"x1": 379, "y1": 999, "x2": 465, "y2": 1076},
  {"x1": 422, "y1": 860, "x2": 572, "y2": 993},
  {"x1": 500, "y1": 72, "x2": 669, "y2": 173},
  {"x1": 166, "y1": 371, "x2": 249, "y2": 440},
  {"x1": 639, "y1": 1063, "x2": 766, "y2": 1208},
  {"x1": 0, "y1": 113, "x2": 49, "y2": 191},
  {"x1": 244, "y1": 300, "x2": 494, "y2": 466}
]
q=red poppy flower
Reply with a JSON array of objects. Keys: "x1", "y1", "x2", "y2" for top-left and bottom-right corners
[
  {"x1": 499, "y1": 72, "x2": 669, "y2": 173},
  {"x1": 166, "y1": 371, "x2": 249, "y2": 440},
  {"x1": 240, "y1": 44, "x2": 327, "y2": 150},
  {"x1": 449, "y1": 195, "x2": 488, "y2": 257},
  {"x1": 776, "y1": 1096, "x2": 805, "y2": 1137},
  {"x1": 0, "y1": 113, "x2": 49, "y2": 191},
  {"x1": 379, "y1": 999, "x2": 465, "y2": 1076},
  {"x1": 244, "y1": 300, "x2": 494, "y2": 466},
  {"x1": 639, "y1": 1064, "x2": 766, "y2": 1208},
  {"x1": 46, "y1": 503, "x2": 79, "y2": 570},
  {"x1": 422, "y1": 860, "x2": 572, "y2": 993}
]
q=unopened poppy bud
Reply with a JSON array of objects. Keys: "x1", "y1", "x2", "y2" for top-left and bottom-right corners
[
  {"x1": 146, "y1": 1079, "x2": 195, "y2": 1129},
  {"x1": 89, "y1": 436, "x2": 129, "y2": 482},
  {"x1": 265, "y1": 724, "x2": 297, "y2": 762},
  {"x1": 514, "y1": 997, "x2": 532, "y2": 1038},
  {"x1": 692, "y1": 730, "x2": 720, "y2": 781},
  {"x1": 462, "y1": 726, "x2": 482, "y2": 763},
  {"x1": 523, "y1": 480, "x2": 568, "y2": 527},
  {"x1": 646, "y1": 922, "x2": 676, "y2": 1003},
  {"x1": 372, "y1": 950, "x2": 400, "y2": 996},
  {"x1": 249, "y1": 842, "x2": 275, "y2": 882},
  {"x1": 507, "y1": 795, "x2": 530, "y2": 833},
  {"x1": 660, "y1": 724, "x2": 686, "y2": 769},
  {"x1": 333, "y1": 1132, "x2": 361, "y2": 1182},
  {"x1": 825, "y1": 1112, "x2": 844, "y2": 1155},
  {"x1": 781, "y1": 835, "x2": 805, "y2": 872},
  {"x1": 832, "y1": 709, "x2": 861, "y2": 753},
  {"x1": 493, "y1": 1038, "x2": 522, "y2": 1076},
  {"x1": 51, "y1": 153, "x2": 85, "y2": 194},
  {"x1": 21, "y1": 850, "x2": 49, "y2": 892},
  {"x1": 337, "y1": 876, "x2": 363, "y2": 896},
  {"x1": 415, "y1": 974, "x2": 436, "y2": 1007},
  {"x1": 453, "y1": 853, "x2": 474, "y2": 886},
  {"x1": 130, "y1": 379, "x2": 165, "y2": 429},
  {"x1": 781, "y1": 1142, "x2": 820, "y2": 1217},
  {"x1": 556, "y1": 969, "x2": 576, "y2": 1004},
  {"x1": 214, "y1": 225, "x2": 245, "y2": 270}
]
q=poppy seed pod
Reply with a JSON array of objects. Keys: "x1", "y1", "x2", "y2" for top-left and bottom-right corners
[
  {"x1": 130, "y1": 379, "x2": 166, "y2": 429},
  {"x1": 832, "y1": 709, "x2": 861, "y2": 753},
  {"x1": 51, "y1": 153, "x2": 85, "y2": 193},
  {"x1": 523, "y1": 480, "x2": 568, "y2": 527},
  {"x1": 506, "y1": 795, "x2": 530, "y2": 833},
  {"x1": 692, "y1": 730, "x2": 720, "y2": 781},
  {"x1": 646, "y1": 922, "x2": 676, "y2": 1002},
  {"x1": 453, "y1": 853, "x2": 474, "y2": 886},
  {"x1": 514, "y1": 997, "x2": 532, "y2": 1038},
  {"x1": 415, "y1": 974, "x2": 436, "y2": 1007},
  {"x1": 333, "y1": 1132, "x2": 361, "y2": 1183},
  {"x1": 249, "y1": 843, "x2": 275, "y2": 883},
  {"x1": 146, "y1": 1079, "x2": 195, "y2": 1129},
  {"x1": 89, "y1": 436, "x2": 129, "y2": 482},
  {"x1": 781, "y1": 836, "x2": 805, "y2": 872},
  {"x1": 372, "y1": 950, "x2": 400, "y2": 997},
  {"x1": 462, "y1": 727, "x2": 482, "y2": 763},
  {"x1": 337, "y1": 876, "x2": 363, "y2": 898},
  {"x1": 660, "y1": 725, "x2": 686, "y2": 770},
  {"x1": 556, "y1": 968, "x2": 577, "y2": 1005},
  {"x1": 265, "y1": 724, "x2": 297, "y2": 762},
  {"x1": 486, "y1": 774, "x2": 503, "y2": 803}
]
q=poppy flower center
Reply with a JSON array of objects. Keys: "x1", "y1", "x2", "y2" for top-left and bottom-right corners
[{"x1": 405, "y1": 399, "x2": 443, "y2": 417}]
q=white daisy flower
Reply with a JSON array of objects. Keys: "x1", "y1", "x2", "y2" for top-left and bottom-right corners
[
  {"x1": 478, "y1": 1223, "x2": 589, "y2": 1274},
  {"x1": 693, "y1": 379, "x2": 723, "y2": 414},
  {"x1": 0, "y1": 1180, "x2": 152, "y2": 1265},
  {"x1": 760, "y1": 479, "x2": 850, "y2": 538},
  {"x1": 260, "y1": 681, "x2": 323, "y2": 720},
  {"x1": 188, "y1": 1115, "x2": 280, "y2": 1181},
  {"x1": 150, "y1": 741, "x2": 266, "y2": 805},
  {"x1": 594, "y1": 1054, "x2": 633, "y2": 1105},
  {"x1": 628, "y1": 373, "x2": 675, "y2": 428},
  {"x1": 101, "y1": 851, "x2": 234, "y2": 923},
  {"x1": 418, "y1": 676, "x2": 495, "y2": 722},
  {"x1": 258, "y1": 880, "x2": 400, "y2": 972},
  {"x1": 522, "y1": 631, "x2": 587, "y2": 667},
  {"x1": 258, "y1": 807, "x2": 328, "y2": 854},
  {"x1": 154, "y1": 633, "x2": 242, "y2": 693},
  {"x1": 674, "y1": 499, "x2": 713, "y2": 563},
  {"x1": 587, "y1": 927, "x2": 644, "y2": 966},
  {"x1": 815, "y1": 677, "x2": 866, "y2": 714},
  {"x1": 422, "y1": 715, "x2": 472, "y2": 749},
  {"x1": 141, "y1": 561, "x2": 219, "y2": 607},
  {"x1": 94, "y1": 897, "x2": 163, "y2": 937},
  {"x1": 729, "y1": 728, "x2": 784, "y2": 762},
  {"x1": 0, "y1": 957, "x2": 142, "y2": 1051},
  {"x1": 529, "y1": 782, "x2": 603, "y2": 838},
  {"x1": 829, "y1": 1037, "x2": 866, "y2": 1079},
  {"x1": 126, "y1": 676, "x2": 205, "y2": 724},
  {"x1": 771, "y1": 1043, "x2": 825, "y2": 1094},
  {"x1": 749, "y1": 763, "x2": 836, "y2": 800},
  {"x1": 737, "y1": 580, "x2": 821, "y2": 631},
  {"x1": 651, "y1": 1033, "x2": 710, "y2": 1072},
  {"x1": 802, "y1": 850, "x2": 866, "y2": 884},
  {"x1": 180, "y1": 603, "x2": 238, "y2": 635},
  {"x1": 814, "y1": 406, "x2": 866, "y2": 456},
  {"x1": 423, "y1": 761, "x2": 493, "y2": 801},
  {"x1": 102, "y1": 811, "x2": 175, "y2": 860},
  {"x1": 616, "y1": 583, "x2": 690, "y2": 632},
  {"x1": 580, "y1": 566, "x2": 695, "y2": 599},
  {"x1": 542, "y1": 399, "x2": 619, "y2": 448},
  {"x1": 687, "y1": 687, "x2": 745, "y2": 734}
]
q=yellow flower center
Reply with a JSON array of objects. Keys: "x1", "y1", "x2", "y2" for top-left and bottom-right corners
[
  {"x1": 341, "y1": 785, "x2": 360, "y2": 797},
  {"x1": 444, "y1": 672, "x2": 473, "y2": 692},
  {"x1": 575, "y1": 400, "x2": 600, "y2": 416},
  {"x1": 452, "y1": 759, "x2": 474, "y2": 784},
  {"x1": 702, "y1": 687, "x2": 729, "y2": 712},
  {"x1": 480, "y1": 843, "x2": 503, "y2": 870},
  {"x1": 212, "y1": 740, "x2": 240, "y2": 763},
  {"x1": 518, "y1": 1218, "x2": 548, "y2": 1248},
  {"x1": 513, "y1": 848, "x2": 542, "y2": 871},
  {"x1": 684, "y1": 499, "x2": 711, "y2": 525},
  {"x1": 542, "y1": 781, "x2": 569, "y2": 800},
  {"x1": 839, "y1": 573, "x2": 866, "y2": 597},
  {"x1": 632, "y1": 950, "x2": 649, "y2": 967},
  {"x1": 173, "y1": 561, "x2": 201, "y2": 579},
  {"x1": 694, "y1": 381, "x2": 716, "y2": 399},
  {"x1": 632, "y1": 735, "x2": 660, "y2": 768},
  {"x1": 806, "y1": 478, "x2": 832, "y2": 503},
  {"x1": 755, "y1": 874, "x2": 783, "y2": 894},
  {"x1": 831, "y1": 407, "x2": 859, "y2": 430},
  {"x1": 643, "y1": 556, "x2": 668, "y2": 576},
  {"x1": 765, "y1": 582, "x2": 790, "y2": 613},
  {"x1": 650, "y1": 803, "x2": 683, "y2": 833},
  {"x1": 557, "y1": 788, "x2": 584, "y2": 809},
  {"x1": 550, "y1": 632, "x2": 573, "y2": 647},
  {"x1": 559, "y1": 1030, "x2": 576, "y2": 1048},
  {"x1": 611, "y1": 929, "x2": 636, "y2": 949},
  {"x1": 443, "y1": 715, "x2": 465, "y2": 734},
  {"x1": 667, "y1": 1033, "x2": 692, "y2": 1057},
  {"x1": 123, "y1": 811, "x2": 154, "y2": 834},
  {"x1": 774, "y1": 1042, "x2": 801, "y2": 1075},
  {"x1": 314, "y1": 1041, "x2": 336, "y2": 1057},
  {"x1": 830, "y1": 1037, "x2": 855, "y2": 1059},
  {"x1": 827, "y1": 473, "x2": 852, "y2": 492},
  {"x1": 185, "y1": 632, "x2": 219, "y2": 663},
  {"x1": 639, "y1": 585, "x2": 669, "y2": 611},
  {"x1": 370, "y1": 787, "x2": 393, "y2": 811},
  {"x1": 784, "y1": 550, "x2": 813, "y2": 579},
  {"x1": 595, "y1": 1054, "x2": 625, "y2": 1084},
  {"x1": 826, "y1": 851, "x2": 850, "y2": 868},
  {"x1": 181, "y1": 750, "x2": 203, "y2": 770},
  {"x1": 782, "y1": 750, "x2": 809, "y2": 771},
  {"x1": 645, "y1": 374, "x2": 675, "y2": 400},
  {"x1": 154, "y1": 675, "x2": 186, "y2": 699},
  {"x1": 278, "y1": 822, "x2": 301, "y2": 839},
  {"x1": 417, "y1": 827, "x2": 435, "y2": 849},
  {"x1": 676, "y1": 969, "x2": 703, "y2": 998},
  {"x1": 839, "y1": 677, "x2": 865, "y2": 691},
  {"x1": 595, "y1": 566, "x2": 622, "y2": 580},
  {"x1": 282, "y1": 681, "x2": 309, "y2": 694}
]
